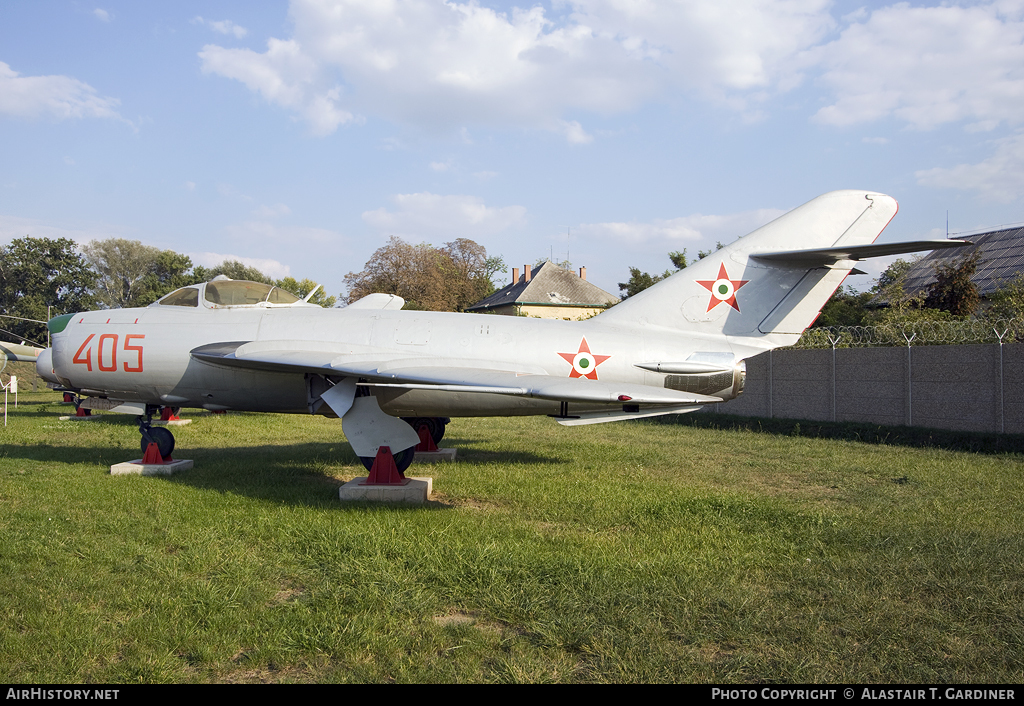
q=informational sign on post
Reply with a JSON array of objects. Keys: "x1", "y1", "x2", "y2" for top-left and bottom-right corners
[{"x1": 2, "y1": 374, "x2": 17, "y2": 425}]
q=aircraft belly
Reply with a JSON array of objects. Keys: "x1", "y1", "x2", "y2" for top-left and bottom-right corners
[{"x1": 168, "y1": 366, "x2": 308, "y2": 412}]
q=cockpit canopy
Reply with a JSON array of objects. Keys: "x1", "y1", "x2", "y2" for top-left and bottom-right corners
[{"x1": 152, "y1": 278, "x2": 315, "y2": 309}]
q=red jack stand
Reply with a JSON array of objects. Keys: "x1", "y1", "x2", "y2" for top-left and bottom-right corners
[
  {"x1": 414, "y1": 424, "x2": 438, "y2": 452},
  {"x1": 141, "y1": 442, "x2": 171, "y2": 465},
  {"x1": 75, "y1": 406, "x2": 92, "y2": 418},
  {"x1": 159, "y1": 406, "x2": 180, "y2": 422},
  {"x1": 361, "y1": 446, "x2": 409, "y2": 485}
]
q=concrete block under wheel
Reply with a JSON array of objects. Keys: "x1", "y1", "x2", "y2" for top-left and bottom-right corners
[
  {"x1": 338, "y1": 476, "x2": 432, "y2": 503},
  {"x1": 110, "y1": 459, "x2": 194, "y2": 476},
  {"x1": 414, "y1": 448, "x2": 457, "y2": 463},
  {"x1": 154, "y1": 419, "x2": 192, "y2": 426}
]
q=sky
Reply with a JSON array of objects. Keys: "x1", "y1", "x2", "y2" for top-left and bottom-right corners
[{"x1": 2, "y1": 0, "x2": 1024, "y2": 301}]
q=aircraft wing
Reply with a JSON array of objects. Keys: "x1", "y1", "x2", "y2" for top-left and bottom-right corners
[
  {"x1": 191, "y1": 341, "x2": 721, "y2": 406},
  {"x1": 362, "y1": 367, "x2": 721, "y2": 405},
  {"x1": 1, "y1": 342, "x2": 44, "y2": 362}
]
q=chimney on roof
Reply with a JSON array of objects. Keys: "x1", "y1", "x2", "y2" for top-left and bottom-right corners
[
  {"x1": 524, "y1": 264, "x2": 531, "y2": 282},
  {"x1": 512, "y1": 267, "x2": 519, "y2": 284},
  {"x1": 579, "y1": 266, "x2": 587, "y2": 281}
]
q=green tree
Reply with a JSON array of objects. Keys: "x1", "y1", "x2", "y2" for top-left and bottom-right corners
[
  {"x1": 618, "y1": 267, "x2": 663, "y2": 299},
  {"x1": 442, "y1": 238, "x2": 506, "y2": 311},
  {"x1": 83, "y1": 239, "x2": 160, "y2": 308},
  {"x1": 193, "y1": 260, "x2": 274, "y2": 285},
  {"x1": 276, "y1": 276, "x2": 337, "y2": 308},
  {"x1": 870, "y1": 257, "x2": 928, "y2": 317},
  {"x1": 344, "y1": 237, "x2": 504, "y2": 311},
  {"x1": 618, "y1": 249, "x2": 690, "y2": 299},
  {"x1": 143, "y1": 250, "x2": 197, "y2": 304},
  {"x1": 986, "y1": 273, "x2": 1024, "y2": 321},
  {"x1": 82, "y1": 239, "x2": 197, "y2": 308},
  {"x1": 924, "y1": 251, "x2": 981, "y2": 317},
  {"x1": 813, "y1": 285, "x2": 874, "y2": 327},
  {"x1": 696, "y1": 243, "x2": 723, "y2": 261},
  {"x1": 0, "y1": 237, "x2": 97, "y2": 344}
]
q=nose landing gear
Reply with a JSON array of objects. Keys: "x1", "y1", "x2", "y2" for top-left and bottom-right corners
[{"x1": 138, "y1": 407, "x2": 175, "y2": 463}]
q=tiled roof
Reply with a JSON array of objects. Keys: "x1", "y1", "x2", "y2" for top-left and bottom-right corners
[
  {"x1": 902, "y1": 226, "x2": 1024, "y2": 297},
  {"x1": 467, "y1": 261, "x2": 619, "y2": 311}
]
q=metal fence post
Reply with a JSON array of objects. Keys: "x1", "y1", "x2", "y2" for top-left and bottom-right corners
[
  {"x1": 903, "y1": 332, "x2": 916, "y2": 426},
  {"x1": 996, "y1": 327, "x2": 1007, "y2": 433},
  {"x1": 829, "y1": 335, "x2": 840, "y2": 422}
]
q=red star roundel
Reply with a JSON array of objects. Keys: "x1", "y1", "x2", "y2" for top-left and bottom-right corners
[
  {"x1": 697, "y1": 263, "x2": 749, "y2": 312},
  {"x1": 558, "y1": 337, "x2": 610, "y2": 380}
]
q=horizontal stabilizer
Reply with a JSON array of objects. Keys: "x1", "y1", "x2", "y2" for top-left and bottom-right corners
[{"x1": 751, "y1": 239, "x2": 970, "y2": 266}]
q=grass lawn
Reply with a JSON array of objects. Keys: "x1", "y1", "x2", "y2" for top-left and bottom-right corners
[{"x1": 1, "y1": 392, "x2": 1022, "y2": 683}]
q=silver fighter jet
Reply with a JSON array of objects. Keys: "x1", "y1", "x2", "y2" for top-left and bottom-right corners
[{"x1": 36, "y1": 191, "x2": 967, "y2": 471}]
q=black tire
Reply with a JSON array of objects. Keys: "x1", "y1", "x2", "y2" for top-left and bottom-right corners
[
  {"x1": 141, "y1": 426, "x2": 175, "y2": 458},
  {"x1": 359, "y1": 446, "x2": 415, "y2": 474},
  {"x1": 401, "y1": 417, "x2": 447, "y2": 444}
]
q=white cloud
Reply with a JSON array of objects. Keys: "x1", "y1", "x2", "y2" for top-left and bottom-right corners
[
  {"x1": 570, "y1": 0, "x2": 833, "y2": 95},
  {"x1": 429, "y1": 159, "x2": 453, "y2": 172},
  {"x1": 252, "y1": 203, "x2": 292, "y2": 218},
  {"x1": 812, "y1": 2, "x2": 1024, "y2": 130},
  {"x1": 192, "y1": 16, "x2": 248, "y2": 39},
  {"x1": 188, "y1": 251, "x2": 292, "y2": 279},
  {"x1": 184, "y1": 181, "x2": 196, "y2": 191},
  {"x1": 199, "y1": 0, "x2": 833, "y2": 138},
  {"x1": 575, "y1": 208, "x2": 785, "y2": 246},
  {"x1": 916, "y1": 132, "x2": 1024, "y2": 203},
  {"x1": 560, "y1": 120, "x2": 592, "y2": 145},
  {"x1": 93, "y1": 8, "x2": 110, "y2": 22},
  {"x1": 199, "y1": 39, "x2": 355, "y2": 136},
  {"x1": 362, "y1": 192, "x2": 526, "y2": 239},
  {"x1": 0, "y1": 62, "x2": 122, "y2": 121}
]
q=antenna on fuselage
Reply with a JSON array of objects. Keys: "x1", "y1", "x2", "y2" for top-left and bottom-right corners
[{"x1": 302, "y1": 284, "x2": 322, "y2": 303}]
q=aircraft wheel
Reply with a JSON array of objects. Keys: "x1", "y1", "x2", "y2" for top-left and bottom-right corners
[
  {"x1": 402, "y1": 417, "x2": 447, "y2": 444},
  {"x1": 359, "y1": 446, "x2": 415, "y2": 474},
  {"x1": 141, "y1": 426, "x2": 175, "y2": 458}
]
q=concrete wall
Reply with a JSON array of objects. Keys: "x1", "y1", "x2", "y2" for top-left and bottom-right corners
[{"x1": 711, "y1": 343, "x2": 1024, "y2": 433}]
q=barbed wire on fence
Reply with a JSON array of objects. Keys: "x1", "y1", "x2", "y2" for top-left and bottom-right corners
[{"x1": 792, "y1": 318, "x2": 1024, "y2": 349}]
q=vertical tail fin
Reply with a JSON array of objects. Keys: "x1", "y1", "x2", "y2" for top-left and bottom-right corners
[{"x1": 596, "y1": 190, "x2": 899, "y2": 344}]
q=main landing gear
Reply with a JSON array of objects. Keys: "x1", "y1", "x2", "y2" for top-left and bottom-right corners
[
  {"x1": 401, "y1": 416, "x2": 449, "y2": 448},
  {"x1": 138, "y1": 406, "x2": 175, "y2": 463},
  {"x1": 359, "y1": 446, "x2": 416, "y2": 474}
]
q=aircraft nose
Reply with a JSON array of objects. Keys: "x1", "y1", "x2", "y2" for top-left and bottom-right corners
[
  {"x1": 47, "y1": 313, "x2": 74, "y2": 335},
  {"x1": 35, "y1": 348, "x2": 60, "y2": 385}
]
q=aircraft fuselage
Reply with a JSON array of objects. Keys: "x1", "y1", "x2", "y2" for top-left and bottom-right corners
[{"x1": 48, "y1": 304, "x2": 744, "y2": 418}]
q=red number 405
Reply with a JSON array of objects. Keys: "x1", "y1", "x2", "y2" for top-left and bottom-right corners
[{"x1": 72, "y1": 334, "x2": 144, "y2": 373}]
